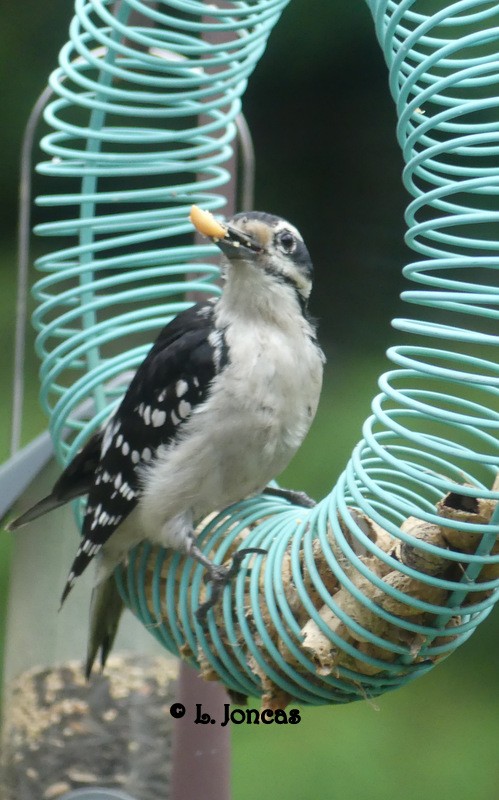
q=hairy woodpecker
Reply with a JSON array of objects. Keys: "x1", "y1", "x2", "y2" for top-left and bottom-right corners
[{"x1": 8, "y1": 208, "x2": 325, "y2": 674}]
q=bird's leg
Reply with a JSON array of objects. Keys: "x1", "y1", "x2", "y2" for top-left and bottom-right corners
[
  {"x1": 188, "y1": 539, "x2": 266, "y2": 623},
  {"x1": 263, "y1": 485, "x2": 316, "y2": 508}
]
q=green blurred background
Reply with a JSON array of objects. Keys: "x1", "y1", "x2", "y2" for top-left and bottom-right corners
[{"x1": 1, "y1": 3, "x2": 499, "y2": 799}]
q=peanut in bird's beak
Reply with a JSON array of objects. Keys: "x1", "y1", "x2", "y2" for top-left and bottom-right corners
[{"x1": 189, "y1": 205, "x2": 262, "y2": 258}]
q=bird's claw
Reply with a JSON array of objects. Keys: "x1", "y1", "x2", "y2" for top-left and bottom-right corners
[
  {"x1": 288, "y1": 490, "x2": 317, "y2": 509},
  {"x1": 196, "y1": 547, "x2": 267, "y2": 623},
  {"x1": 224, "y1": 546, "x2": 267, "y2": 580},
  {"x1": 263, "y1": 486, "x2": 317, "y2": 508}
]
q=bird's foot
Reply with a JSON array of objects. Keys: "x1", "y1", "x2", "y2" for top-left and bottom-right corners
[
  {"x1": 263, "y1": 485, "x2": 317, "y2": 508},
  {"x1": 192, "y1": 546, "x2": 266, "y2": 624}
]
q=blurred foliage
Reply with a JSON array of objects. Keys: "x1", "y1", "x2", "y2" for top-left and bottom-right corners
[
  {"x1": 1, "y1": 2, "x2": 498, "y2": 799},
  {"x1": 232, "y1": 636, "x2": 499, "y2": 800},
  {"x1": 244, "y1": 2, "x2": 409, "y2": 347}
]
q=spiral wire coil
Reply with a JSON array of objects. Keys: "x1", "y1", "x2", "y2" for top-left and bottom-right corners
[
  {"x1": 34, "y1": 0, "x2": 284, "y2": 456},
  {"x1": 33, "y1": 0, "x2": 499, "y2": 704}
]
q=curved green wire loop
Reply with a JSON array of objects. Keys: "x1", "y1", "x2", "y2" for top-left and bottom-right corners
[{"x1": 34, "y1": 0, "x2": 498, "y2": 704}]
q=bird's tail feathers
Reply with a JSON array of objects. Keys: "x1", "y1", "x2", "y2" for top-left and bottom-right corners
[{"x1": 85, "y1": 575, "x2": 124, "y2": 679}]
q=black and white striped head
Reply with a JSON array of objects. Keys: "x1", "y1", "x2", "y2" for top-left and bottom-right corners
[{"x1": 214, "y1": 211, "x2": 314, "y2": 309}]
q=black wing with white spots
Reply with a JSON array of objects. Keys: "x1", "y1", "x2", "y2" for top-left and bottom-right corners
[
  {"x1": 61, "y1": 301, "x2": 228, "y2": 602},
  {"x1": 6, "y1": 431, "x2": 104, "y2": 531}
]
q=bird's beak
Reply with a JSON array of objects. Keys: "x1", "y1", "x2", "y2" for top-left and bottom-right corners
[
  {"x1": 189, "y1": 205, "x2": 262, "y2": 260},
  {"x1": 214, "y1": 222, "x2": 262, "y2": 260}
]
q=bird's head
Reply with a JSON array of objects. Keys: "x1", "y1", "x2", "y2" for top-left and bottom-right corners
[
  {"x1": 190, "y1": 207, "x2": 314, "y2": 315},
  {"x1": 218, "y1": 211, "x2": 314, "y2": 305}
]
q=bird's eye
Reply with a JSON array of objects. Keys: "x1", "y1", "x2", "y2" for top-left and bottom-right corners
[{"x1": 277, "y1": 230, "x2": 296, "y2": 253}]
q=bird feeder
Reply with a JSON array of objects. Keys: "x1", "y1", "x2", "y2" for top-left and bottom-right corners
[{"x1": 2, "y1": 0, "x2": 499, "y2": 797}]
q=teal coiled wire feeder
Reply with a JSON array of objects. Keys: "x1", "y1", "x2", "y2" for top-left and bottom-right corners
[{"x1": 32, "y1": 0, "x2": 499, "y2": 706}]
